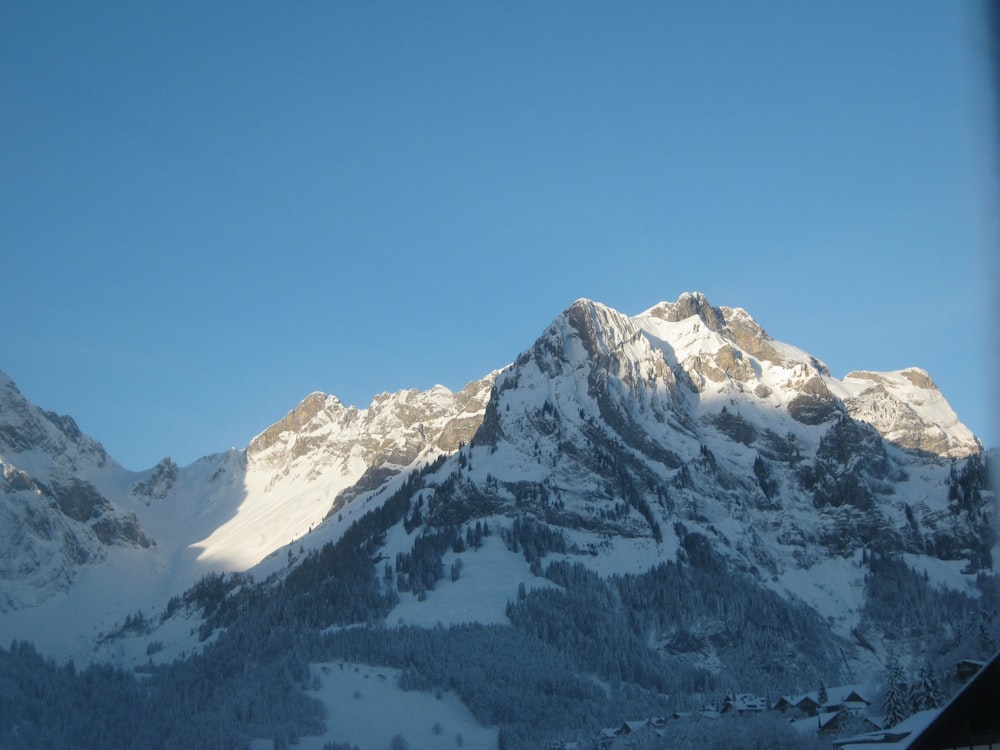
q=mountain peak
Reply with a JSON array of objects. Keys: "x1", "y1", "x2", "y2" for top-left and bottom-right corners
[
  {"x1": 545, "y1": 297, "x2": 645, "y2": 370},
  {"x1": 642, "y1": 291, "x2": 725, "y2": 329},
  {"x1": 247, "y1": 391, "x2": 345, "y2": 457},
  {"x1": 898, "y1": 367, "x2": 937, "y2": 390},
  {"x1": 563, "y1": 297, "x2": 617, "y2": 319},
  {"x1": 0, "y1": 371, "x2": 112, "y2": 468},
  {"x1": 0, "y1": 371, "x2": 27, "y2": 410},
  {"x1": 638, "y1": 293, "x2": 801, "y2": 375}
]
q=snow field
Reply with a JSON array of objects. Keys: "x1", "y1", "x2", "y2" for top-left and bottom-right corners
[
  {"x1": 292, "y1": 662, "x2": 497, "y2": 750},
  {"x1": 387, "y1": 533, "x2": 556, "y2": 628},
  {"x1": 770, "y1": 553, "x2": 867, "y2": 638}
]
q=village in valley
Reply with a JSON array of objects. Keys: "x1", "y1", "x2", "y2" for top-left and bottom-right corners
[
  {"x1": 549, "y1": 657, "x2": 997, "y2": 750},
  {"x1": 580, "y1": 683, "x2": 878, "y2": 750}
]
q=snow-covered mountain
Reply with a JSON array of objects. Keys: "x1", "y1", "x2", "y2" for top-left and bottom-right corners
[
  {"x1": 0, "y1": 369, "x2": 494, "y2": 658},
  {"x1": 331, "y1": 294, "x2": 992, "y2": 667},
  {"x1": 0, "y1": 292, "x2": 992, "y2": 683},
  {"x1": 197, "y1": 375, "x2": 495, "y2": 570},
  {"x1": 0, "y1": 372, "x2": 150, "y2": 612},
  {"x1": 412, "y1": 293, "x2": 985, "y2": 570}
]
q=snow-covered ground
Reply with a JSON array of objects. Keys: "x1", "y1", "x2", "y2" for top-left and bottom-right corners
[
  {"x1": 288, "y1": 662, "x2": 497, "y2": 750},
  {"x1": 770, "y1": 553, "x2": 867, "y2": 638},
  {"x1": 387, "y1": 533, "x2": 555, "y2": 628}
]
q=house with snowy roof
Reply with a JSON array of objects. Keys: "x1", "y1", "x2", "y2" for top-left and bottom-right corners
[
  {"x1": 818, "y1": 711, "x2": 848, "y2": 734},
  {"x1": 597, "y1": 726, "x2": 620, "y2": 747},
  {"x1": 720, "y1": 693, "x2": 768, "y2": 714},
  {"x1": 771, "y1": 695, "x2": 794, "y2": 712},
  {"x1": 826, "y1": 685, "x2": 872, "y2": 710},
  {"x1": 775, "y1": 685, "x2": 871, "y2": 718},
  {"x1": 617, "y1": 720, "x2": 651, "y2": 735},
  {"x1": 669, "y1": 708, "x2": 721, "y2": 721},
  {"x1": 596, "y1": 720, "x2": 661, "y2": 749},
  {"x1": 794, "y1": 694, "x2": 823, "y2": 716}
]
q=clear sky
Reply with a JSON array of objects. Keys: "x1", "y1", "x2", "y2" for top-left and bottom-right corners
[{"x1": 2, "y1": 1, "x2": 996, "y2": 470}]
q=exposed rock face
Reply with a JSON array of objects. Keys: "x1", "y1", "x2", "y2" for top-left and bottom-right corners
[
  {"x1": 638, "y1": 296, "x2": 976, "y2": 458},
  {"x1": 843, "y1": 368, "x2": 979, "y2": 458},
  {"x1": 0, "y1": 487, "x2": 99, "y2": 611},
  {"x1": 0, "y1": 374, "x2": 110, "y2": 471},
  {"x1": 45, "y1": 478, "x2": 113, "y2": 522},
  {"x1": 248, "y1": 393, "x2": 333, "y2": 457},
  {"x1": 129, "y1": 457, "x2": 178, "y2": 502},
  {"x1": 787, "y1": 376, "x2": 842, "y2": 425},
  {"x1": 246, "y1": 375, "x2": 496, "y2": 486},
  {"x1": 91, "y1": 512, "x2": 152, "y2": 548},
  {"x1": 644, "y1": 292, "x2": 810, "y2": 371}
]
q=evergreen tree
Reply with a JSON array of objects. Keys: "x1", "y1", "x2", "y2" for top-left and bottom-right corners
[
  {"x1": 883, "y1": 659, "x2": 909, "y2": 728},
  {"x1": 909, "y1": 662, "x2": 943, "y2": 712}
]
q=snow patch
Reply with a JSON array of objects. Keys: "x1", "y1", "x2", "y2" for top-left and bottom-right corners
[
  {"x1": 388, "y1": 535, "x2": 555, "y2": 627},
  {"x1": 292, "y1": 662, "x2": 497, "y2": 750}
]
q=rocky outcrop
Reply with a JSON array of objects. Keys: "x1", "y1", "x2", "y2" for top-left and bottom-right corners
[
  {"x1": 843, "y1": 368, "x2": 979, "y2": 458},
  {"x1": 787, "y1": 376, "x2": 842, "y2": 425},
  {"x1": 129, "y1": 457, "x2": 179, "y2": 502},
  {"x1": 644, "y1": 292, "x2": 800, "y2": 370},
  {"x1": 247, "y1": 375, "x2": 495, "y2": 485},
  {"x1": 0, "y1": 374, "x2": 111, "y2": 471}
]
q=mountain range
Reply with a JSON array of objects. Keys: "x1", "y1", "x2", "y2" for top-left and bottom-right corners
[{"x1": 0, "y1": 292, "x2": 994, "y2": 749}]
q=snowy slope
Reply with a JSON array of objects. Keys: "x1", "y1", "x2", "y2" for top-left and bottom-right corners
[{"x1": 293, "y1": 662, "x2": 498, "y2": 750}]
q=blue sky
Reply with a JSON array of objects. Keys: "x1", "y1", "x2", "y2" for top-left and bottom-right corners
[{"x1": 2, "y1": 1, "x2": 996, "y2": 470}]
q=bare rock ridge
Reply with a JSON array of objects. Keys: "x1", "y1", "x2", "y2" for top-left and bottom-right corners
[
  {"x1": 636, "y1": 293, "x2": 976, "y2": 457},
  {"x1": 0, "y1": 373, "x2": 111, "y2": 470},
  {"x1": 418, "y1": 292, "x2": 989, "y2": 619},
  {"x1": 245, "y1": 376, "x2": 495, "y2": 483},
  {"x1": 185, "y1": 372, "x2": 498, "y2": 571},
  {"x1": 248, "y1": 392, "x2": 338, "y2": 457},
  {"x1": 643, "y1": 291, "x2": 817, "y2": 372}
]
